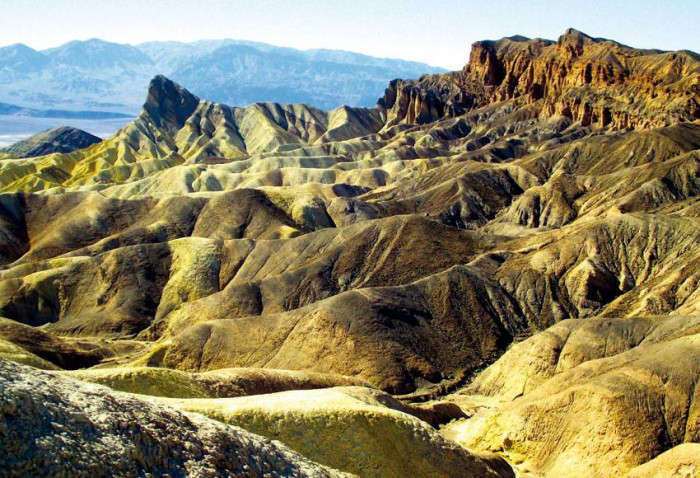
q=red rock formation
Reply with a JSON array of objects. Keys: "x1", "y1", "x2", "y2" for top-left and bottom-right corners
[{"x1": 379, "y1": 29, "x2": 700, "y2": 131}]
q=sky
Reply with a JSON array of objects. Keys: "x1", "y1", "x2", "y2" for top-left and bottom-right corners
[{"x1": 1, "y1": 0, "x2": 698, "y2": 70}]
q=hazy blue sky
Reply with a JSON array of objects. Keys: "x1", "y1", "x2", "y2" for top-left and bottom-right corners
[{"x1": 1, "y1": 0, "x2": 698, "y2": 69}]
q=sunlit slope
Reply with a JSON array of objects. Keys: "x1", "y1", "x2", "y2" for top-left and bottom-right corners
[
  {"x1": 443, "y1": 315, "x2": 700, "y2": 477},
  {"x1": 158, "y1": 386, "x2": 505, "y2": 478},
  {"x1": 0, "y1": 76, "x2": 384, "y2": 194}
]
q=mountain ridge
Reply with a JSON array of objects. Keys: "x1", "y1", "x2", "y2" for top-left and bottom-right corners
[
  {"x1": 0, "y1": 38, "x2": 447, "y2": 115},
  {"x1": 379, "y1": 28, "x2": 700, "y2": 130}
]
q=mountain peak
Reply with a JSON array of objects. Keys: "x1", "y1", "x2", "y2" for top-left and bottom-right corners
[
  {"x1": 556, "y1": 28, "x2": 599, "y2": 55},
  {"x1": 0, "y1": 43, "x2": 49, "y2": 72},
  {"x1": 3, "y1": 43, "x2": 39, "y2": 54},
  {"x1": 143, "y1": 75, "x2": 200, "y2": 134},
  {"x1": 559, "y1": 28, "x2": 593, "y2": 41},
  {"x1": 43, "y1": 39, "x2": 154, "y2": 69}
]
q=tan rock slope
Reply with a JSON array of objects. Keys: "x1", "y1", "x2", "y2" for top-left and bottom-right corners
[
  {"x1": 624, "y1": 443, "x2": 700, "y2": 477},
  {"x1": 61, "y1": 366, "x2": 369, "y2": 398},
  {"x1": 158, "y1": 386, "x2": 507, "y2": 478},
  {"x1": 443, "y1": 315, "x2": 700, "y2": 476},
  {"x1": 0, "y1": 28, "x2": 699, "y2": 476}
]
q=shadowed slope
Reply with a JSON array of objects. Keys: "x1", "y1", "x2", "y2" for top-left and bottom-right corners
[{"x1": 1, "y1": 126, "x2": 101, "y2": 159}]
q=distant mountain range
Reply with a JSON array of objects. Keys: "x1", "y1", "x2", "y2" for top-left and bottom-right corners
[{"x1": 0, "y1": 39, "x2": 446, "y2": 117}]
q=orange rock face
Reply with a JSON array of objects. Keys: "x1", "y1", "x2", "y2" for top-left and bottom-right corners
[{"x1": 380, "y1": 28, "x2": 700, "y2": 131}]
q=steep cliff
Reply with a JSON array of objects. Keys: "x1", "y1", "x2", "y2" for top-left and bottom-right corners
[{"x1": 379, "y1": 29, "x2": 700, "y2": 130}]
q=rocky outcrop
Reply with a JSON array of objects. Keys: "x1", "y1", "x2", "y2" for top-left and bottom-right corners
[
  {"x1": 465, "y1": 29, "x2": 700, "y2": 129},
  {"x1": 377, "y1": 75, "x2": 470, "y2": 129},
  {"x1": 379, "y1": 29, "x2": 700, "y2": 130},
  {"x1": 143, "y1": 74, "x2": 200, "y2": 136},
  {"x1": 0, "y1": 359, "x2": 347, "y2": 477}
]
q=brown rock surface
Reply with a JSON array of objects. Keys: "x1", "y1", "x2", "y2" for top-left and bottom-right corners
[{"x1": 380, "y1": 29, "x2": 700, "y2": 131}]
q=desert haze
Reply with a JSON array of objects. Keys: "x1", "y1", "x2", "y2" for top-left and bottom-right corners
[{"x1": 1, "y1": 26, "x2": 700, "y2": 478}]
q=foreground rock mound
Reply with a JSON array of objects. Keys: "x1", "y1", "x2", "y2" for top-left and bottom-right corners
[
  {"x1": 160, "y1": 386, "x2": 510, "y2": 478},
  {"x1": 62, "y1": 366, "x2": 369, "y2": 398},
  {"x1": 0, "y1": 359, "x2": 346, "y2": 477}
]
